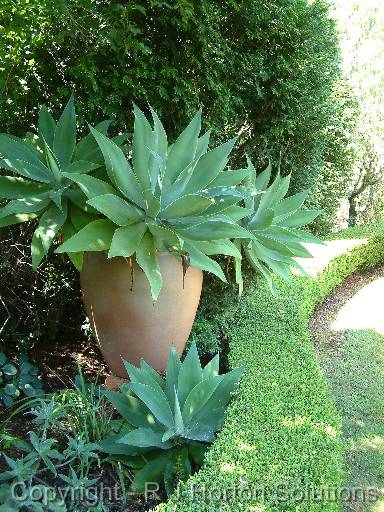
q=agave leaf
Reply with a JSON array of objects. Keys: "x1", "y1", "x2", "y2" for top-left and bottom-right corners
[
  {"x1": 273, "y1": 191, "x2": 308, "y2": 219},
  {"x1": 178, "y1": 217, "x2": 253, "y2": 241},
  {"x1": 127, "y1": 383, "x2": 173, "y2": 429},
  {"x1": 164, "y1": 111, "x2": 201, "y2": 184},
  {"x1": 74, "y1": 120, "x2": 112, "y2": 163},
  {"x1": 234, "y1": 240, "x2": 244, "y2": 295},
  {"x1": 284, "y1": 242, "x2": 314, "y2": 258},
  {"x1": 182, "y1": 375, "x2": 223, "y2": 425},
  {"x1": 98, "y1": 430, "x2": 148, "y2": 456},
  {"x1": 161, "y1": 194, "x2": 213, "y2": 220},
  {"x1": 266, "y1": 226, "x2": 323, "y2": 245},
  {"x1": 209, "y1": 168, "x2": 250, "y2": 188},
  {"x1": 192, "y1": 366, "x2": 244, "y2": 424},
  {"x1": 266, "y1": 259, "x2": 293, "y2": 281},
  {"x1": 41, "y1": 136, "x2": 62, "y2": 183},
  {"x1": 150, "y1": 106, "x2": 168, "y2": 166},
  {"x1": 0, "y1": 196, "x2": 50, "y2": 220},
  {"x1": 143, "y1": 189, "x2": 161, "y2": 219},
  {"x1": 165, "y1": 347, "x2": 182, "y2": 408},
  {"x1": 248, "y1": 208, "x2": 274, "y2": 230},
  {"x1": 201, "y1": 196, "x2": 242, "y2": 217},
  {"x1": 183, "y1": 242, "x2": 227, "y2": 282},
  {"x1": 87, "y1": 194, "x2": 144, "y2": 226},
  {"x1": 69, "y1": 203, "x2": 97, "y2": 231},
  {"x1": 243, "y1": 243, "x2": 275, "y2": 290},
  {"x1": 195, "y1": 129, "x2": 211, "y2": 160},
  {"x1": 132, "y1": 105, "x2": 154, "y2": 190},
  {"x1": 104, "y1": 389, "x2": 161, "y2": 430},
  {"x1": 173, "y1": 387, "x2": 184, "y2": 434},
  {"x1": 55, "y1": 219, "x2": 115, "y2": 253},
  {"x1": 184, "y1": 408, "x2": 225, "y2": 442},
  {"x1": 190, "y1": 239, "x2": 241, "y2": 258},
  {"x1": 0, "y1": 134, "x2": 47, "y2": 169},
  {"x1": 222, "y1": 205, "x2": 254, "y2": 221},
  {"x1": 177, "y1": 341, "x2": 202, "y2": 408},
  {"x1": 283, "y1": 209, "x2": 322, "y2": 228},
  {"x1": 202, "y1": 354, "x2": 220, "y2": 380},
  {"x1": 148, "y1": 224, "x2": 181, "y2": 253},
  {"x1": 274, "y1": 173, "x2": 291, "y2": 203},
  {"x1": 31, "y1": 201, "x2": 68, "y2": 268},
  {"x1": 123, "y1": 360, "x2": 164, "y2": 394},
  {"x1": 131, "y1": 452, "x2": 174, "y2": 493},
  {"x1": 90, "y1": 126, "x2": 145, "y2": 208},
  {"x1": 64, "y1": 172, "x2": 117, "y2": 199},
  {"x1": 0, "y1": 157, "x2": 51, "y2": 183},
  {"x1": 186, "y1": 138, "x2": 237, "y2": 193},
  {"x1": 108, "y1": 222, "x2": 147, "y2": 258},
  {"x1": 0, "y1": 212, "x2": 40, "y2": 228},
  {"x1": 0, "y1": 176, "x2": 49, "y2": 199},
  {"x1": 62, "y1": 220, "x2": 84, "y2": 270},
  {"x1": 53, "y1": 95, "x2": 76, "y2": 169},
  {"x1": 140, "y1": 360, "x2": 166, "y2": 390},
  {"x1": 136, "y1": 231, "x2": 163, "y2": 300},
  {"x1": 254, "y1": 235, "x2": 296, "y2": 257},
  {"x1": 38, "y1": 106, "x2": 56, "y2": 148},
  {"x1": 64, "y1": 160, "x2": 101, "y2": 175}
]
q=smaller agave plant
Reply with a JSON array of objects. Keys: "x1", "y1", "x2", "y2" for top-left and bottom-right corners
[
  {"x1": 98, "y1": 342, "x2": 244, "y2": 494},
  {"x1": 0, "y1": 96, "x2": 128, "y2": 269},
  {"x1": 234, "y1": 157, "x2": 323, "y2": 293}
]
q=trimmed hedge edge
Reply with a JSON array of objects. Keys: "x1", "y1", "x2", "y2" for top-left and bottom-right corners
[{"x1": 155, "y1": 222, "x2": 384, "y2": 511}]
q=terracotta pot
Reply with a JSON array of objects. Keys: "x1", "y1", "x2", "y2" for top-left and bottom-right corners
[{"x1": 80, "y1": 252, "x2": 203, "y2": 377}]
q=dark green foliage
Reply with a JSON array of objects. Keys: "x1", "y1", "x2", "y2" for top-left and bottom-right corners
[
  {"x1": 0, "y1": 352, "x2": 43, "y2": 406},
  {"x1": 0, "y1": 223, "x2": 83, "y2": 346},
  {"x1": 157, "y1": 224, "x2": 384, "y2": 511},
  {"x1": 0, "y1": 0, "x2": 349, "y2": 234}
]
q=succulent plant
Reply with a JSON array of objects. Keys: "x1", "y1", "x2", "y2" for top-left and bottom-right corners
[
  {"x1": 234, "y1": 157, "x2": 323, "y2": 293},
  {"x1": 56, "y1": 106, "x2": 253, "y2": 299},
  {"x1": 98, "y1": 342, "x2": 244, "y2": 493},
  {"x1": 0, "y1": 352, "x2": 43, "y2": 407},
  {"x1": 0, "y1": 96, "x2": 128, "y2": 269}
]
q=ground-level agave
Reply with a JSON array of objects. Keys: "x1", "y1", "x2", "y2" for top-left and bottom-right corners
[
  {"x1": 234, "y1": 157, "x2": 323, "y2": 293},
  {"x1": 56, "y1": 105, "x2": 253, "y2": 299},
  {"x1": 0, "y1": 96, "x2": 128, "y2": 269},
  {"x1": 98, "y1": 342, "x2": 244, "y2": 494}
]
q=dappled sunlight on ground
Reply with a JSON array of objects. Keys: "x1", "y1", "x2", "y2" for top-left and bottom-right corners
[{"x1": 332, "y1": 277, "x2": 384, "y2": 335}]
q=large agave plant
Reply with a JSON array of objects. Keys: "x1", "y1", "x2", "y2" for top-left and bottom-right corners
[
  {"x1": 0, "y1": 96, "x2": 128, "y2": 268},
  {"x1": 98, "y1": 342, "x2": 244, "y2": 494},
  {"x1": 234, "y1": 157, "x2": 323, "y2": 293},
  {"x1": 56, "y1": 106, "x2": 253, "y2": 299}
]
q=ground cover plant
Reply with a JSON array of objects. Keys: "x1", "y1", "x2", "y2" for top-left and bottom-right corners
[{"x1": 0, "y1": 345, "x2": 244, "y2": 510}]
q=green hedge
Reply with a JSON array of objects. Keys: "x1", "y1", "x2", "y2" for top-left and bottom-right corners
[{"x1": 156, "y1": 223, "x2": 384, "y2": 511}]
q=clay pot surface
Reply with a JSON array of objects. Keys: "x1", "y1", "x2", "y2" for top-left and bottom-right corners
[{"x1": 80, "y1": 252, "x2": 203, "y2": 377}]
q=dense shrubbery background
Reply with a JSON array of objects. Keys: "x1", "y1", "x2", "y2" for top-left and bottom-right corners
[
  {"x1": 0, "y1": 0, "x2": 351, "y2": 229},
  {"x1": 0, "y1": 0, "x2": 378, "y2": 348}
]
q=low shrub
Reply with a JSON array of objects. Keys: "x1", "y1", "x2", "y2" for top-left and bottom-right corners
[{"x1": 157, "y1": 223, "x2": 384, "y2": 511}]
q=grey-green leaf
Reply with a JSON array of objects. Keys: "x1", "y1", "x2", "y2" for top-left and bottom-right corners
[{"x1": 55, "y1": 219, "x2": 116, "y2": 253}]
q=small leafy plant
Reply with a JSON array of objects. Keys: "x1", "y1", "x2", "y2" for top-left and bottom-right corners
[
  {"x1": 0, "y1": 370, "x2": 122, "y2": 511},
  {"x1": 98, "y1": 342, "x2": 245, "y2": 494},
  {"x1": 0, "y1": 352, "x2": 43, "y2": 406}
]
